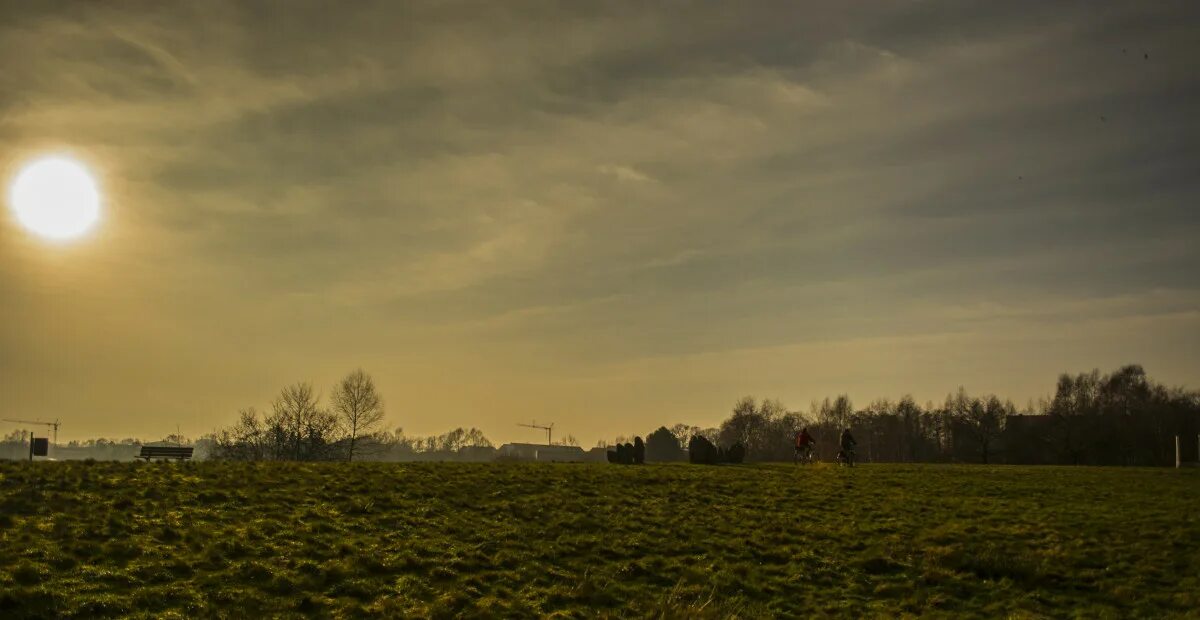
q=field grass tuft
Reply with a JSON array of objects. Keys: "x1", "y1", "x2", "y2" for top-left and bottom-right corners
[{"x1": 0, "y1": 461, "x2": 1196, "y2": 618}]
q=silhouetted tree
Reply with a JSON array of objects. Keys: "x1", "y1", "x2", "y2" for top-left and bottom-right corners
[
  {"x1": 1049, "y1": 371, "x2": 1099, "y2": 464},
  {"x1": 669, "y1": 424, "x2": 701, "y2": 448},
  {"x1": 633, "y1": 436, "x2": 645, "y2": 464},
  {"x1": 950, "y1": 390, "x2": 1012, "y2": 464},
  {"x1": 270, "y1": 382, "x2": 340, "y2": 461},
  {"x1": 363, "y1": 427, "x2": 494, "y2": 461},
  {"x1": 209, "y1": 384, "x2": 341, "y2": 462},
  {"x1": 211, "y1": 408, "x2": 268, "y2": 461},
  {"x1": 810, "y1": 395, "x2": 855, "y2": 461},
  {"x1": 160, "y1": 433, "x2": 190, "y2": 446},
  {"x1": 331, "y1": 369, "x2": 385, "y2": 462},
  {"x1": 1040, "y1": 365, "x2": 1199, "y2": 466},
  {"x1": 895, "y1": 395, "x2": 935, "y2": 462},
  {"x1": 718, "y1": 396, "x2": 761, "y2": 450},
  {"x1": 713, "y1": 397, "x2": 807, "y2": 461}
]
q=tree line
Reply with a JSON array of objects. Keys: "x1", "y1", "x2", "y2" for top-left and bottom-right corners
[
  {"x1": 208, "y1": 369, "x2": 501, "y2": 462},
  {"x1": 211, "y1": 369, "x2": 384, "y2": 461},
  {"x1": 10, "y1": 363, "x2": 1190, "y2": 466},
  {"x1": 625, "y1": 365, "x2": 1199, "y2": 466}
]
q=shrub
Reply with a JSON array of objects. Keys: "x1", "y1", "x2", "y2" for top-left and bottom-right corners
[
  {"x1": 726, "y1": 443, "x2": 746, "y2": 464},
  {"x1": 686, "y1": 437, "x2": 745, "y2": 464},
  {"x1": 644, "y1": 427, "x2": 685, "y2": 462},
  {"x1": 688, "y1": 436, "x2": 719, "y2": 465}
]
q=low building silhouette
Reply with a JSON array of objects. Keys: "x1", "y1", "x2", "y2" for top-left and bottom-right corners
[{"x1": 497, "y1": 443, "x2": 587, "y2": 462}]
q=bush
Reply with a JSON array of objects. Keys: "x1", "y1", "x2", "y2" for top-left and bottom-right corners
[
  {"x1": 644, "y1": 427, "x2": 684, "y2": 462},
  {"x1": 688, "y1": 436, "x2": 719, "y2": 465},
  {"x1": 686, "y1": 437, "x2": 745, "y2": 465},
  {"x1": 608, "y1": 443, "x2": 638, "y2": 465}
]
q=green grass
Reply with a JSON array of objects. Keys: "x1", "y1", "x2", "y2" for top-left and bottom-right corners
[{"x1": 0, "y1": 462, "x2": 1197, "y2": 618}]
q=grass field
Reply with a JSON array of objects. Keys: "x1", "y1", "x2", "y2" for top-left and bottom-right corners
[{"x1": 0, "y1": 461, "x2": 1197, "y2": 618}]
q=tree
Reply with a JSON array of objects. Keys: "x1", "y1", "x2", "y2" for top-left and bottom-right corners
[
  {"x1": 715, "y1": 397, "x2": 808, "y2": 461},
  {"x1": 461, "y1": 427, "x2": 493, "y2": 449},
  {"x1": 161, "y1": 433, "x2": 190, "y2": 446},
  {"x1": 669, "y1": 424, "x2": 698, "y2": 448},
  {"x1": 362, "y1": 426, "x2": 494, "y2": 461},
  {"x1": 956, "y1": 393, "x2": 1012, "y2": 464},
  {"x1": 814, "y1": 395, "x2": 854, "y2": 430},
  {"x1": 645, "y1": 426, "x2": 683, "y2": 462},
  {"x1": 331, "y1": 369, "x2": 386, "y2": 462},
  {"x1": 895, "y1": 395, "x2": 929, "y2": 462},
  {"x1": 670, "y1": 424, "x2": 719, "y2": 448},
  {"x1": 268, "y1": 382, "x2": 340, "y2": 461},
  {"x1": 719, "y1": 396, "x2": 761, "y2": 449},
  {"x1": 1098, "y1": 365, "x2": 1153, "y2": 465},
  {"x1": 210, "y1": 407, "x2": 269, "y2": 461},
  {"x1": 1048, "y1": 372, "x2": 1098, "y2": 464},
  {"x1": 431, "y1": 427, "x2": 493, "y2": 452},
  {"x1": 212, "y1": 403, "x2": 330, "y2": 462}
]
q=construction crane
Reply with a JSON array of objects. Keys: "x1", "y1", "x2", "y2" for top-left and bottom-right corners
[
  {"x1": 518, "y1": 421, "x2": 553, "y2": 445},
  {"x1": 3, "y1": 419, "x2": 61, "y2": 446}
]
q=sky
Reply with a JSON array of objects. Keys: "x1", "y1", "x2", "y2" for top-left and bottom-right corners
[{"x1": 2, "y1": 1, "x2": 1198, "y2": 445}]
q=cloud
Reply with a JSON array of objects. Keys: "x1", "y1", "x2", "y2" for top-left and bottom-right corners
[
  {"x1": 598, "y1": 164, "x2": 653, "y2": 184},
  {"x1": 1, "y1": 0, "x2": 1198, "y2": 442}
]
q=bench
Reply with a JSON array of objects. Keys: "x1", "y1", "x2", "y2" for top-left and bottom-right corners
[{"x1": 137, "y1": 446, "x2": 194, "y2": 461}]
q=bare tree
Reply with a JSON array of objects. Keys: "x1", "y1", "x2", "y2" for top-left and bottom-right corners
[
  {"x1": 330, "y1": 369, "x2": 386, "y2": 462},
  {"x1": 813, "y1": 395, "x2": 854, "y2": 430},
  {"x1": 161, "y1": 432, "x2": 190, "y2": 446},
  {"x1": 947, "y1": 389, "x2": 1012, "y2": 464},
  {"x1": 1049, "y1": 372, "x2": 1098, "y2": 464},
  {"x1": 895, "y1": 395, "x2": 927, "y2": 462},
  {"x1": 270, "y1": 382, "x2": 340, "y2": 461},
  {"x1": 669, "y1": 424, "x2": 700, "y2": 448},
  {"x1": 211, "y1": 407, "x2": 268, "y2": 461},
  {"x1": 718, "y1": 396, "x2": 761, "y2": 449}
]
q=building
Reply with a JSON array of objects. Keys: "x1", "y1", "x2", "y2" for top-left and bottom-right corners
[
  {"x1": 586, "y1": 447, "x2": 610, "y2": 463},
  {"x1": 496, "y1": 443, "x2": 587, "y2": 462}
]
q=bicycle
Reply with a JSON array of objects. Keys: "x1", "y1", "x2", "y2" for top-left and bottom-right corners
[
  {"x1": 794, "y1": 445, "x2": 816, "y2": 465},
  {"x1": 835, "y1": 448, "x2": 856, "y2": 467}
]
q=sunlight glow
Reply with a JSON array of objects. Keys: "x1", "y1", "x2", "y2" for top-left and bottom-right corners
[{"x1": 8, "y1": 155, "x2": 102, "y2": 241}]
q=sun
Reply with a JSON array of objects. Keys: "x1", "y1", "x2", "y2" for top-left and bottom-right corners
[{"x1": 8, "y1": 155, "x2": 102, "y2": 241}]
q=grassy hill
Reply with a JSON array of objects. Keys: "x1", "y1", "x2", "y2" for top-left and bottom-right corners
[{"x1": 0, "y1": 461, "x2": 1196, "y2": 618}]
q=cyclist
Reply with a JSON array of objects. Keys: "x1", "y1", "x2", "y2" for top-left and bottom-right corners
[
  {"x1": 794, "y1": 427, "x2": 816, "y2": 464},
  {"x1": 837, "y1": 427, "x2": 857, "y2": 466}
]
